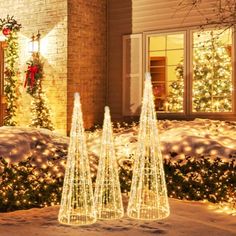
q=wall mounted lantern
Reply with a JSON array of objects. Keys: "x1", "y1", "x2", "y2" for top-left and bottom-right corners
[{"x1": 28, "y1": 31, "x2": 41, "y2": 54}]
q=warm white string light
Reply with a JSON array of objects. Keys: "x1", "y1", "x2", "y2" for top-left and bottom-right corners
[
  {"x1": 127, "y1": 72, "x2": 170, "y2": 220},
  {"x1": 58, "y1": 93, "x2": 96, "y2": 225},
  {"x1": 94, "y1": 106, "x2": 124, "y2": 219}
]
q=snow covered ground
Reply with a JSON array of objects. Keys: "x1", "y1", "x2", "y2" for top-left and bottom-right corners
[
  {"x1": 0, "y1": 198, "x2": 235, "y2": 236},
  {"x1": 1, "y1": 118, "x2": 236, "y2": 166}
]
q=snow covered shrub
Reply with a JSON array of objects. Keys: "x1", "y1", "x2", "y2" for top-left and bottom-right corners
[
  {"x1": 0, "y1": 154, "x2": 235, "y2": 212},
  {"x1": 119, "y1": 155, "x2": 236, "y2": 203}
]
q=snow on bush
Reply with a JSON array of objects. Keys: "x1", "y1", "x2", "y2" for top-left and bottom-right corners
[{"x1": 0, "y1": 119, "x2": 235, "y2": 212}]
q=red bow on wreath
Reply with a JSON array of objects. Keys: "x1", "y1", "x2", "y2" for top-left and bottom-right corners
[{"x1": 24, "y1": 65, "x2": 38, "y2": 89}]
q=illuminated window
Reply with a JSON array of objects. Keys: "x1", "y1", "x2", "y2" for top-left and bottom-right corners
[
  {"x1": 146, "y1": 28, "x2": 234, "y2": 115},
  {"x1": 148, "y1": 33, "x2": 185, "y2": 113},
  {"x1": 192, "y1": 29, "x2": 233, "y2": 113}
]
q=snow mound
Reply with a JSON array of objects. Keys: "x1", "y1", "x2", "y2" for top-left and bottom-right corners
[
  {"x1": 0, "y1": 126, "x2": 68, "y2": 164},
  {"x1": 113, "y1": 119, "x2": 236, "y2": 163},
  {"x1": 0, "y1": 119, "x2": 236, "y2": 166}
]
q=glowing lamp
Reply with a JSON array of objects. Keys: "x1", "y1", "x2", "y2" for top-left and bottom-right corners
[{"x1": 28, "y1": 31, "x2": 40, "y2": 53}]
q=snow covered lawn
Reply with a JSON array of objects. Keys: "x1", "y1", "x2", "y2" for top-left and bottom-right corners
[
  {"x1": 1, "y1": 118, "x2": 236, "y2": 165},
  {"x1": 0, "y1": 198, "x2": 235, "y2": 236}
]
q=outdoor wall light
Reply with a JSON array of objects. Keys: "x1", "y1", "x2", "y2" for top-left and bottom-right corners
[{"x1": 28, "y1": 31, "x2": 41, "y2": 53}]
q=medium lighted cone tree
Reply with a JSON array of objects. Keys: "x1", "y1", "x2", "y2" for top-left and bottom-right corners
[
  {"x1": 94, "y1": 106, "x2": 124, "y2": 219},
  {"x1": 127, "y1": 73, "x2": 170, "y2": 220},
  {"x1": 58, "y1": 93, "x2": 96, "y2": 225}
]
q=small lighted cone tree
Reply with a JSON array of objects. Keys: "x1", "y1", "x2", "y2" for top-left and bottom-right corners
[
  {"x1": 94, "y1": 106, "x2": 124, "y2": 219},
  {"x1": 58, "y1": 93, "x2": 96, "y2": 225},
  {"x1": 30, "y1": 86, "x2": 54, "y2": 130},
  {"x1": 127, "y1": 73, "x2": 170, "y2": 220}
]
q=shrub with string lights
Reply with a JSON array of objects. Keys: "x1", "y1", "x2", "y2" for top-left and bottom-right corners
[{"x1": 0, "y1": 152, "x2": 235, "y2": 212}]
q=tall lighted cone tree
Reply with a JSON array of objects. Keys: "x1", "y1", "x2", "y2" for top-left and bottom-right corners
[
  {"x1": 58, "y1": 93, "x2": 96, "y2": 225},
  {"x1": 127, "y1": 73, "x2": 170, "y2": 220},
  {"x1": 94, "y1": 106, "x2": 124, "y2": 219}
]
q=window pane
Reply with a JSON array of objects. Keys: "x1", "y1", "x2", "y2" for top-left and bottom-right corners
[
  {"x1": 149, "y1": 50, "x2": 165, "y2": 57},
  {"x1": 192, "y1": 29, "x2": 233, "y2": 112},
  {"x1": 166, "y1": 50, "x2": 184, "y2": 66},
  {"x1": 148, "y1": 33, "x2": 185, "y2": 113},
  {"x1": 167, "y1": 34, "x2": 184, "y2": 49},
  {"x1": 149, "y1": 36, "x2": 166, "y2": 51},
  {"x1": 166, "y1": 65, "x2": 184, "y2": 112}
]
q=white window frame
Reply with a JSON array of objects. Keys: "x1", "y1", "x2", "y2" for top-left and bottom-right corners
[{"x1": 143, "y1": 26, "x2": 236, "y2": 119}]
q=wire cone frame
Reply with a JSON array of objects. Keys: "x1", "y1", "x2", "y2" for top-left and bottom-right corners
[
  {"x1": 127, "y1": 73, "x2": 170, "y2": 220},
  {"x1": 58, "y1": 93, "x2": 96, "y2": 225},
  {"x1": 94, "y1": 106, "x2": 124, "y2": 219}
]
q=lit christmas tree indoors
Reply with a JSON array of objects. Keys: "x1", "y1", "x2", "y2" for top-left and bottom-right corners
[
  {"x1": 58, "y1": 93, "x2": 96, "y2": 225},
  {"x1": 127, "y1": 73, "x2": 170, "y2": 220},
  {"x1": 94, "y1": 106, "x2": 124, "y2": 219},
  {"x1": 167, "y1": 60, "x2": 184, "y2": 112},
  {"x1": 167, "y1": 31, "x2": 232, "y2": 112}
]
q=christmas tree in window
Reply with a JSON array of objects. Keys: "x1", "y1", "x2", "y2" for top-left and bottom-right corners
[
  {"x1": 166, "y1": 60, "x2": 184, "y2": 112},
  {"x1": 167, "y1": 31, "x2": 232, "y2": 112}
]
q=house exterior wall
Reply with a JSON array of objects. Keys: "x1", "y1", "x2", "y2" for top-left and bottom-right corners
[
  {"x1": 1, "y1": 0, "x2": 107, "y2": 134},
  {"x1": 67, "y1": 0, "x2": 107, "y2": 133},
  {"x1": 108, "y1": 0, "x2": 132, "y2": 119},
  {"x1": 0, "y1": 0, "x2": 68, "y2": 134},
  {"x1": 108, "y1": 0, "x2": 236, "y2": 120}
]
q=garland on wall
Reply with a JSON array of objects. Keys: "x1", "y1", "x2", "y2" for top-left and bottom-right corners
[
  {"x1": 0, "y1": 15, "x2": 21, "y2": 126},
  {"x1": 24, "y1": 54, "x2": 53, "y2": 130}
]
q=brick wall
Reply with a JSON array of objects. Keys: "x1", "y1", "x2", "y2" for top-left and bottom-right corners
[
  {"x1": 0, "y1": 0, "x2": 68, "y2": 134},
  {"x1": 67, "y1": 0, "x2": 107, "y2": 132},
  {"x1": 1, "y1": 0, "x2": 107, "y2": 134}
]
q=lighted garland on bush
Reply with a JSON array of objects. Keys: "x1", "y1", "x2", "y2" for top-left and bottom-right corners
[
  {"x1": 120, "y1": 155, "x2": 236, "y2": 203},
  {"x1": 0, "y1": 16, "x2": 21, "y2": 125},
  {"x1": 0, "y1": 154, "x2": 235, "y2": 212},
  {"x1": 0, "y1": 156, "x2": 63, "y2": 212},
  {"x1": 24, "y1": 55, "x2": 54, "y2": 130}
]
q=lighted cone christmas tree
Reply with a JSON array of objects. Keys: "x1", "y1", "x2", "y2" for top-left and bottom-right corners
[
  {"x1": 58, "y1": 93, "x2": 96, "y2": 225},
  {"x1": 127, "y1": 73, "x2": 170, "y2": 220},
  {"x1": 94, "y1": 106, "x2": 124, "y2": 219},
  {"x1": 30, "y1": 87, "x2": 54, "y2": 130}
]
